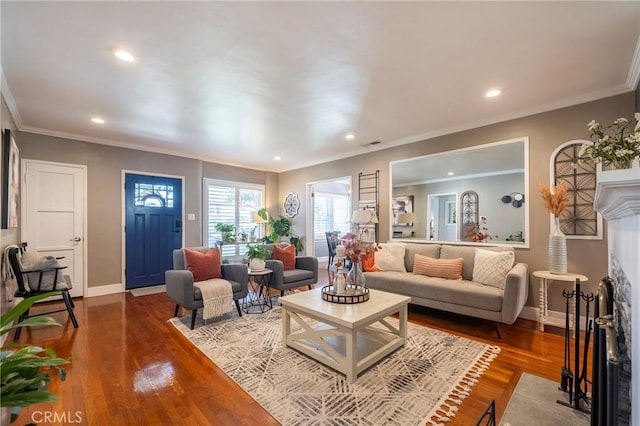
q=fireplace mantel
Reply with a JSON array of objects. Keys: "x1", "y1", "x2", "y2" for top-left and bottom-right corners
[
  {"x1": 593, "y1": 166, "x2": 639, "y2": 426},
  {"x1": 593, "y1": 168, "x2": 640, "y2": 220}
]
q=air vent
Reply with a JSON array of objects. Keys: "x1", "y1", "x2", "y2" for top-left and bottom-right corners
[{"x1": 363, "y1": 140, "x2": 382, "y2": 147}]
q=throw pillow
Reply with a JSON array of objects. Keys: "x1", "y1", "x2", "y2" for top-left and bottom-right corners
[
  {"x1": 472, "y1": 248, "x2": 515, "y2": 289},
  {"x1": 20, "y1": 251, "x2": 67, "y2": 291},
  {"x1": 273, "y1": 244, "x2": 296, "y2": 270},
  {"x1": 184, "y1": 248, "x2": 221, "y2": 282},
  {"x1": 373, "y1": 243, "x2": 406, "y2": 272},
  {"x1": 362, "y1": 255, "x2": 379, "y2": 272},
  {"x1": 413, "y1": 254, "x2": 463, "y2": 279}
]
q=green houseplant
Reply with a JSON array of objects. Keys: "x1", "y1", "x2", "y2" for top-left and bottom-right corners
[
  {"x1": 1, "y1": 292, "x2": 71, "y2": 423},
  {"x1": 246, "y1": 244, "x2": 270, "y2": 271},
  {"x1": 214, "y1": 222, "x2": 236, "y2": 243},
  {"x1": 256, "y1": 208, "x2": 304, "y2": 252}
]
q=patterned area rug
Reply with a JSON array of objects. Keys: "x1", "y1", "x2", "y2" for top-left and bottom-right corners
[{"x1": 169, "y1": 307, "x2": 500, "y2": 425}]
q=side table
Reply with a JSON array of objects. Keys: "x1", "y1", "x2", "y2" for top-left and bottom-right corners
[
  {"x1": 533, "y1": 270, "x2": 588, "y2": 332},
  {"x1": 243, "y1": 268, "x2": 273, "y2": 314}
]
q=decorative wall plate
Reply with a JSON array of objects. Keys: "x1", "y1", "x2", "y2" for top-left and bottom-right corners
[{"x1": 283, "y1": 192, "x2": 300, "y2": 218}]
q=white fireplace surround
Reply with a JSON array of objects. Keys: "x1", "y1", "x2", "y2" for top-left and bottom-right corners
[{"x1": 594, "y1": 167, "x2": 640, "y2": 425}]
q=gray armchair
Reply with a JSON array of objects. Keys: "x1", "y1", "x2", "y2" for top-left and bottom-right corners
[
  {"x1": 263, "y1": 243, "x2": 318, "y2": 296},
  {"x1": 165, "y1": 247, "x2": 248, "y2": 329}
]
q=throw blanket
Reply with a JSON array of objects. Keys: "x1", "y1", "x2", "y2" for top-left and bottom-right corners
[{"x1": 194, "y1": 279, "x2": 233, "y2": 320}]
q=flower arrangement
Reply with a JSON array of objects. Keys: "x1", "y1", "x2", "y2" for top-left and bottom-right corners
[
  {"x1": 340, "y1": 232, "x2": 380, "y2": 264},
  {"x1": 539, "y1": 182, "x2": 569, "y2": 217},
  {"x1": 580, "y1": 113, "x2": 640, "y2": 169},
  {"x1": 465, "y1": 216, "x2": 497, "y2": 242}
]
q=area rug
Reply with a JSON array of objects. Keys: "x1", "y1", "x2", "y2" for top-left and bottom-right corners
[
  {"x1": 500, "y1": 373, "x2": 589, "y2": 425},
  {"x1": 169, "y1": 307, "x2": 500, "y2": 425}
]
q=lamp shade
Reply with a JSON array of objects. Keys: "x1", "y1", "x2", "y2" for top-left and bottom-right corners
[
  {"x1": 351, "y1": 209, "x2": 378, "y2": 224},
  {"x1": 252, "y1": 211, "x2": 268, "y2": 223},
  {"x1": 396, "y1": 212, "x2": 417, "y2": 224}
]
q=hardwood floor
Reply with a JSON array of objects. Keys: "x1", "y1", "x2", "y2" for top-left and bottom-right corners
[{"x1": 11, "y1": 267, "x2": 574, "y2": 426}]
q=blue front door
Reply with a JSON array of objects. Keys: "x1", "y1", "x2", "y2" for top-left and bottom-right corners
[{"x1": 125, "y1": 173, "x2": 183, "y2": 289}]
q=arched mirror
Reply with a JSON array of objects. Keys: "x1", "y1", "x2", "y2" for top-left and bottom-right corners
[
  {"x1": 390, "y1": 137, "x2": 529, "y2": 247},
  {"x1": 459, "y1": 190, "x2": 478, "y2": 240}
]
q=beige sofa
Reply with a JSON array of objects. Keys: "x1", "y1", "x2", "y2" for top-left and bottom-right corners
[{"x1": 364, "y1": 242, "x2": 528, "y2": 336}]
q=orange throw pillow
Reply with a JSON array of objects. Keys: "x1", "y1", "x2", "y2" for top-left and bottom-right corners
[
  {"x1": 362, "y1": 256, "x2": 379, "y2": 272},
  {"x1": 184, "y1": 248, "x2": 221, "y2": 281},
  {"x1": 413, "y1": 254, "x2": 463, "y2": 279},
  {"x1": 273, "y1": 244, "x2": 296, "y2": 270}
]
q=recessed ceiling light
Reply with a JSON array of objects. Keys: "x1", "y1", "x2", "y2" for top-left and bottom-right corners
[
  {"x1": 447, "y1": 171, "x2": 454, "y2": 176},
  {"x1": 90, "y1": 117, "x2": 105, "y2": 124},
  {"x1": 485, "y1": 89, "x2": 501, "y2": 98},
  {"x1": 274, "y1": 156, "x2": 281, "y2": 161},
  {"x1": 113, "y1": 49, "x2": 136, "y2": 62},
  {"x1": 345, "y1": 133, "x2": 355, "y2": 140}
]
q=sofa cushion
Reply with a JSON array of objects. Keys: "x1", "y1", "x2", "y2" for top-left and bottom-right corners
[
  {"x1": 472, "y1": 248, "x2": 515, "y2": 289},
  {"x1": 374, "y1": 243, "x2": 406, "y2": 272},
  {"x1": 365, "y1": 271, "x2": 503, "y2": 312},
  {"x1": 273, "y1": 244, "x2": 296, "y2": 270},
  {"x1": 413, "y1": 254, "x2": 463, "y2": 279},
  {"x1": 283, "y1": 269, "x2": 314, "y2": 283},
  {"x1": 404, "y1": 243, "x2": 441, "y2": 272},
  {"x1": 440, "y1": 244, "x2": 513, "y2": 281},
  {"x1": 184, "y1": 248, "x2": 221, "y2": 281}
]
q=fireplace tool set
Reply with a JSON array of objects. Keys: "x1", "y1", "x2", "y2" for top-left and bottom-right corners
[{"x1": 558, "y1": 278, "x2": 594, "y2": 413}]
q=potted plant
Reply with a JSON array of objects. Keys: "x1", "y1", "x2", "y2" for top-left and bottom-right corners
[
  {"x1": 246, "y1": 244, "x2": 270, "y2": 271},
  {"x1": 1, "y1": 292, "x2": 71, "y2": 424},
  {"x1": 214, "y1": 223, "x2": 236, "y2": 243},
  {"x1": 257, "y1": 208, "x2": 292, "y2": 243},
  {"x1": 289, "y1": 235, "x2": 304, "y2": 254}
]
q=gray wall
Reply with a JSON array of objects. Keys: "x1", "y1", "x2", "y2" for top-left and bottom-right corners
[{"x1": 278, "y1": 92, "x2": 636, "y2": 311}]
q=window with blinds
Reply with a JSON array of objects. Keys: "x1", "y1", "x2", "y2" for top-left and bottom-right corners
[
  {"x1": 313, "y1": 192, "x2": 350, "y2": 244},
  {"x1": 203, "y1": 178, "x2": 265, "y2": 257}
]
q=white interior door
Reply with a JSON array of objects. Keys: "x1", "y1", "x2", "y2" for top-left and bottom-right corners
[{"x1": 21, "y1": 160, "x2": 86, "y2": 297}]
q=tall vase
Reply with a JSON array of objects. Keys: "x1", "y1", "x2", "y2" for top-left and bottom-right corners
[
  {"x1": 548, "y1": 216, "x2": 567, "y2": 274},
  {"x1": 347, "y1": 260, "x2": 366, "y2": 288}
]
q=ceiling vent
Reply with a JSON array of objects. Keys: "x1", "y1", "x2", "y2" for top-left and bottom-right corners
[{"x1": 363, "y1": 140, "x2": 382, "y2": 147}]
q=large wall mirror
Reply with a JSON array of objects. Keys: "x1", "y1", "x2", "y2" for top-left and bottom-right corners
[{"x1": 390, "y1": 137, "x2": 529, "y2": 248}]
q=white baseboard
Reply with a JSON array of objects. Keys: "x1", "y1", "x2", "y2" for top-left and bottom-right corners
[
  {"x1": 87, "y1": 283, "x2": 124, "y2": 297},
  {"x1": 519, "y1": 306, "x2": 539, "y2": 321},
  {"x1": 518, "y1": 306, "x2": 591, "y2": 331}
]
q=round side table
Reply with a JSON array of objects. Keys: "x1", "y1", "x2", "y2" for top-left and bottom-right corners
[
  {"x1": 243, "y1": 268, "x2": 273, "y2": 314},
  {"x1": 533, "y1": 270, "x2": 588, "y2": 332}
]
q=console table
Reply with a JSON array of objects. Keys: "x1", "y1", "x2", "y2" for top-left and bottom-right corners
[{"x1": 533, "y1": 270, "x2": 588, "y2": 332}]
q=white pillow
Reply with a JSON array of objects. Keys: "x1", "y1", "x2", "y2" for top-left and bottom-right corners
[
  {"x1": 374, "y1": 243, "x2": 407, "y2": 272},
  {"x1": 472, "y1": 248, "x2": 515, "y2": 289},
  {"x1": 20, "y1": 251, "x2": 67, "y2": 291}
]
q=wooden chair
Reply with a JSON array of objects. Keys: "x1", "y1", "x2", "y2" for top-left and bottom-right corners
[
  {"x1": 325, "y1": 231, "x2": 338, "y2": 269},
  {"x1": 7, "y1": 246, "x2": 79, "y2": 340}
]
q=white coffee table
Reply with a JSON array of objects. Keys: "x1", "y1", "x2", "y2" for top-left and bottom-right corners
[{"x1": 280, "y1": 288, "x2": 410, "y2": 383}]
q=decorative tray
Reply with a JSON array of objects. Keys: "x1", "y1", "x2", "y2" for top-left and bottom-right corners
[{"x1": 321, "y1": 285, "x2": 370, "y2": 304}]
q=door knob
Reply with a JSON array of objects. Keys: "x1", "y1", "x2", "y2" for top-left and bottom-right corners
[{"x1": 71, "y1": 237, "x2": 82, "y2": 242}]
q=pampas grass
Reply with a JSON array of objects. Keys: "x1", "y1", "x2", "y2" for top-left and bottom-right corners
[{"x1": 539, "y1": 182, "x2": 569, "y2": 217}]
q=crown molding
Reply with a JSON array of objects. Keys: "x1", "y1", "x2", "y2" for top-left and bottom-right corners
[
  {"x1": 594, "y1": 168, "x2": 640, "y2": 221},
  {"x1": 0, "y1": 68, "x2": 24, "y2": 128}
]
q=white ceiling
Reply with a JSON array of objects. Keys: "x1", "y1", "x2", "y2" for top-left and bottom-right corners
[{"x1": 2, "y1": 1, "x2": 639, "y2": 173}]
